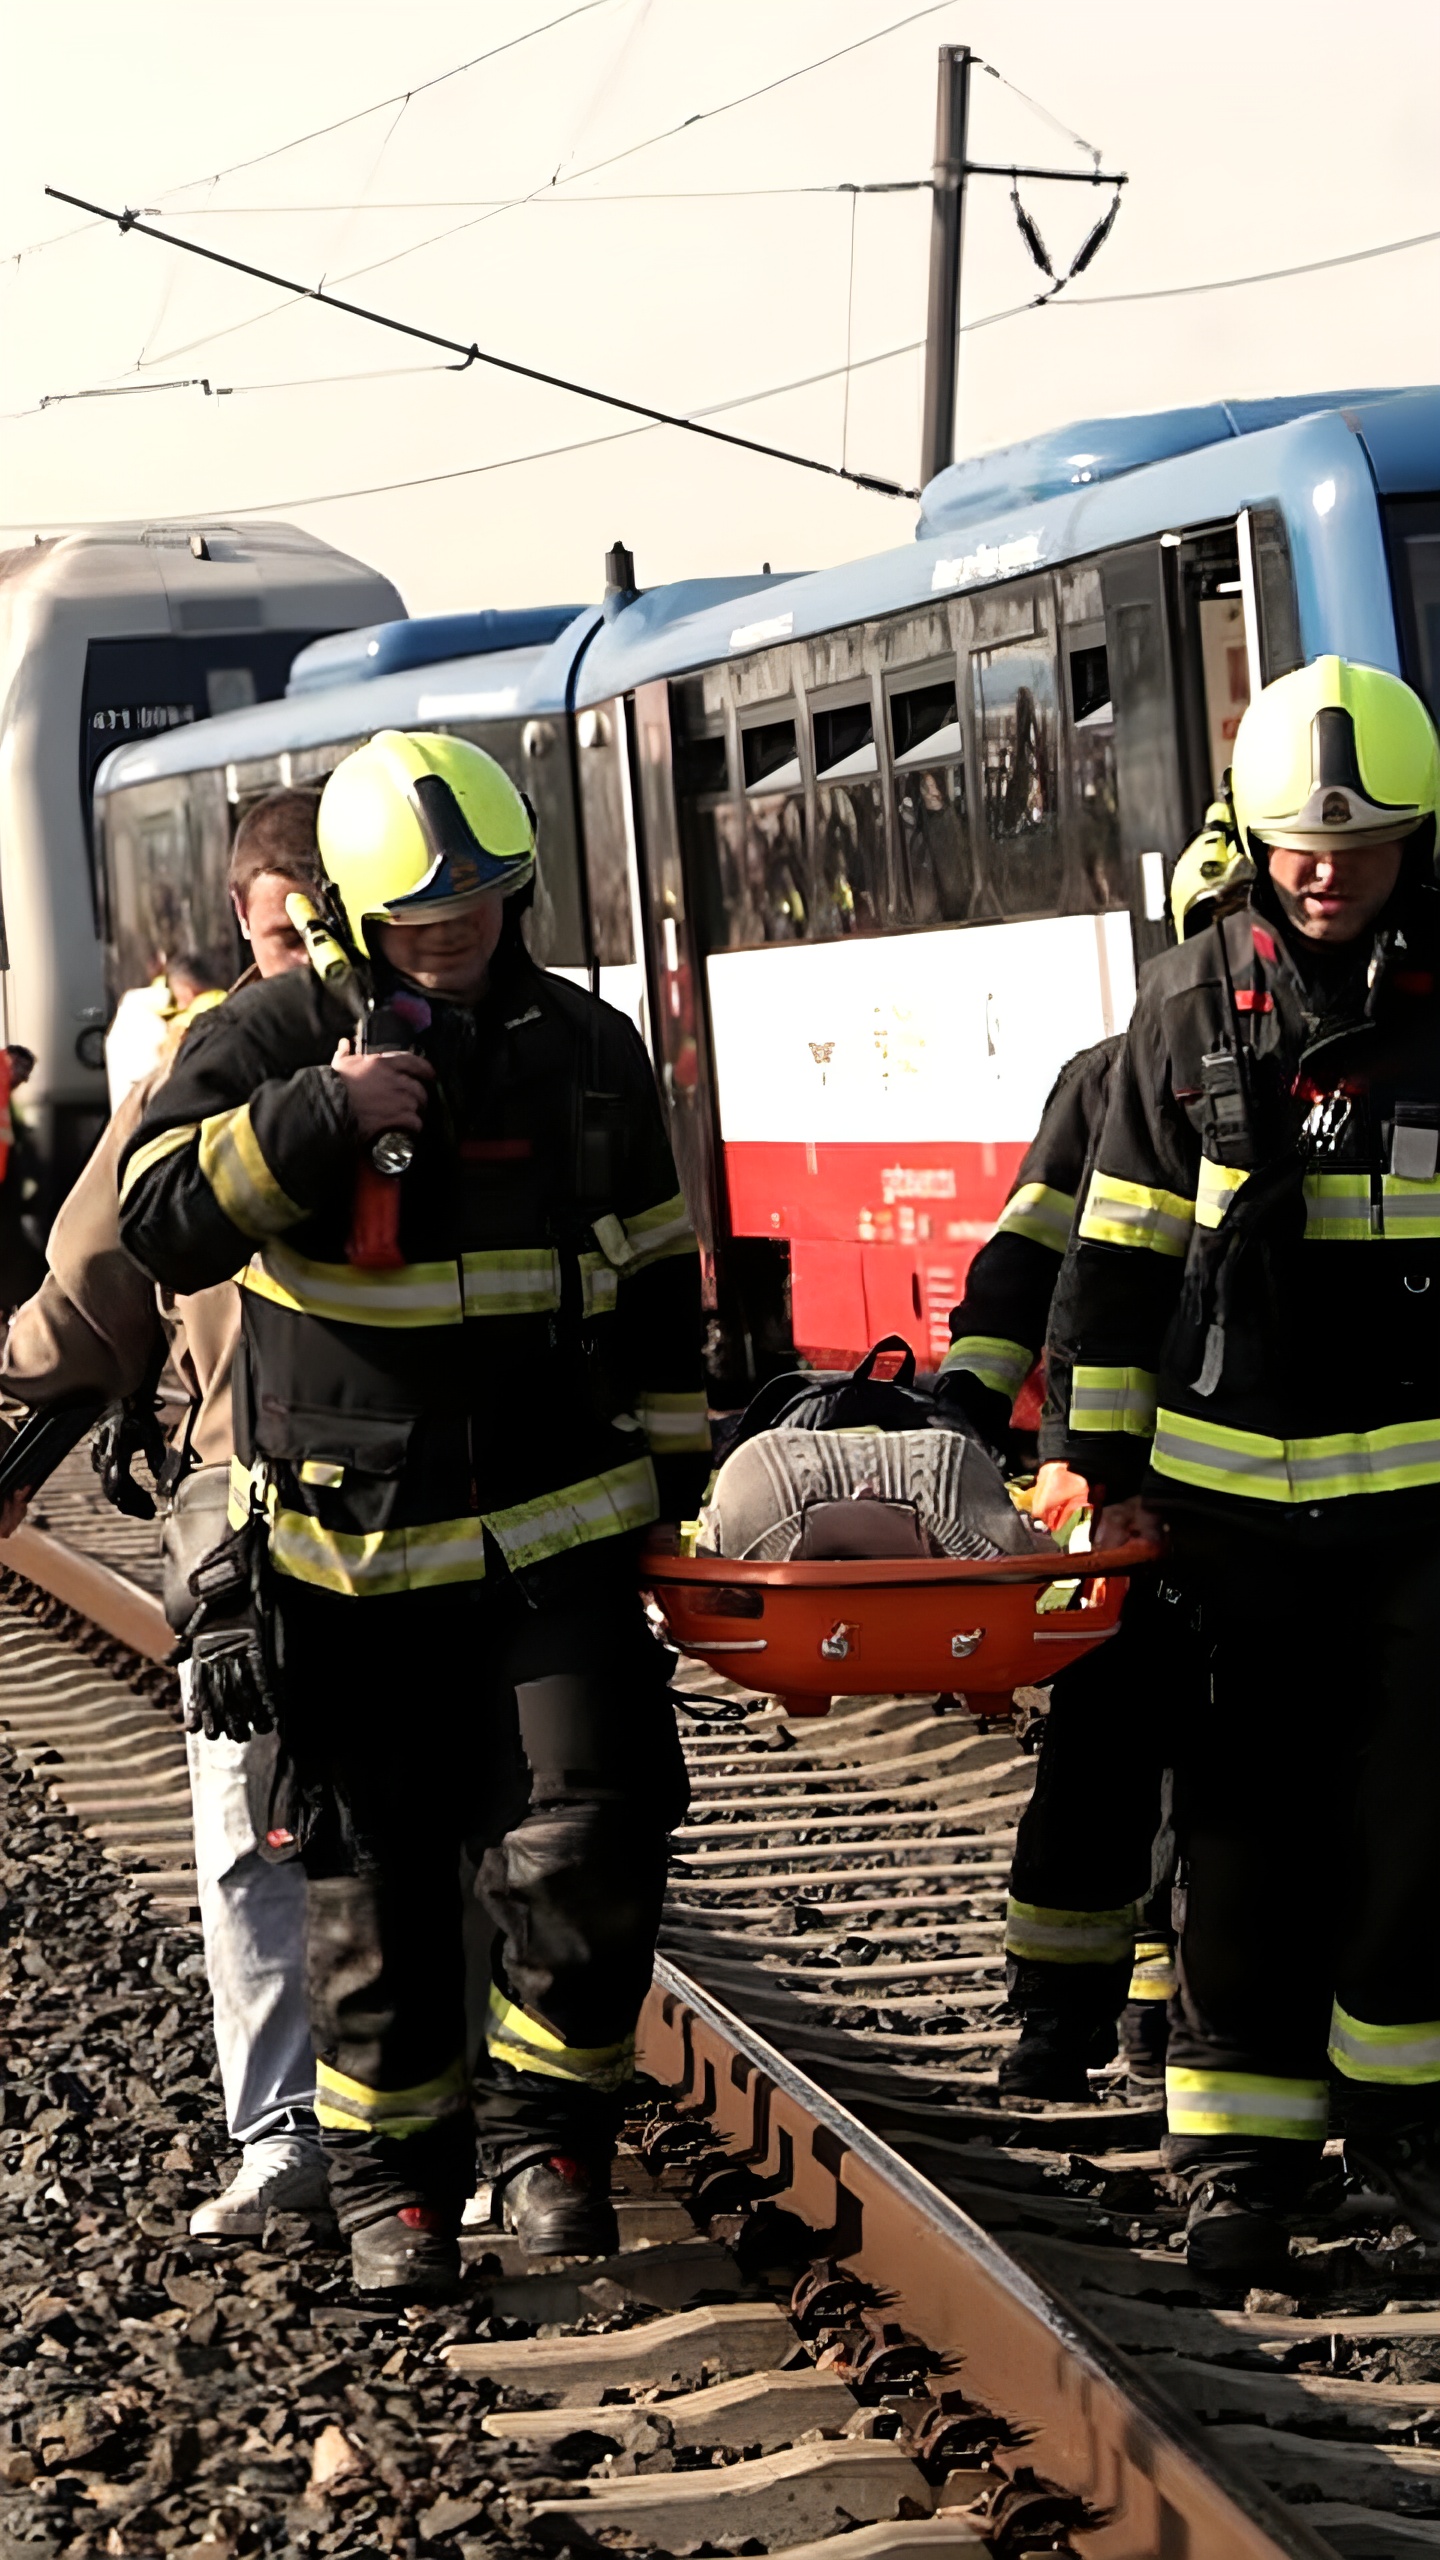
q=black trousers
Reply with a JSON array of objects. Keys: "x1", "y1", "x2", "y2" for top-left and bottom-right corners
[
  {"x1": 1166, "y1": 1529, "x2": 1440, "y2": 2179},
  {"x1": 1005, "y1": 1575, "x2": 1191, "y2": 2020},
  {"x1": 275, "y1": 1540, "x2": 688, "y2": 2233}
]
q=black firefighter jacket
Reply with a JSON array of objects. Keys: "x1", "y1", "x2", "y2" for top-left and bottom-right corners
[
  {"x1": 938, "y1": 1036, "x2": 1122, "y2": 1440},
  {"x1": 1040, "y1": 887, "x2": 1440, "y2": 1541},
  {"x1": 117, "y1": 942, "x2": 712, "y2": 1601}
]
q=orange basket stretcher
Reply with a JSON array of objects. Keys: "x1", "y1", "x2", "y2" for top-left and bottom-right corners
[{"x1": 641, "y1": 1538, "x2": 1162, "y2": 1720}]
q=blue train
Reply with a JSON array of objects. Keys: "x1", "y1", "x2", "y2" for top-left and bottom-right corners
[{"x1": 94, "y1": 386, "x2": 1440, "y2": 1392}]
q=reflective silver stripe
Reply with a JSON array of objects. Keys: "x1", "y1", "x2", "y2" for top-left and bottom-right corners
[
  {"x1": 636, "y1": 1391, "x2": 712, "y2": 1453},
  {"x1": 995, "y1": 1182, "x2": 1074, "y2": 1254},
  {"x1": 485, "y1": 1987, "x2": 635, "y2": 2090},
  {"x1": 199, "y1": 1104, "x2": 304, "y2": 1241},
  {"x1": 1330, "y1": 2002, "x2": 1440, "y2": 2084},
  {"x1": 483, "y1": 1456, "x2": 659, "y2": 1573},
  {"x1": 1079, "y1": 1170, "x2": 1193, "y2": 1257},
  {"x1": 460, "y1": 1249, "x2": 561, "y2": 1316},
  {"x1": 1304, "y1": 1173, "x2": 1440, "y2": 1240},
  {"x1": 592, "y1": 1191, "x2": 698, "y2": 1272},
  {"x1": 1004, "y1": 1897, "x2": 1135, "y2": 1966},
  {"x1": 939, "y1": 1335, "x2": 1033, "y2": 1400},
  {"x1": 244, "y1": 1245, "x2": 464, "y2": 1328},
  {"x1": 269, "y1": 1509, "x2": 488, "y2": 1597},
  {"x1": 1069, "y1": 1364, "x2": 1157, "y2": 1438},
  {"x1": 1153, "y1": 1408, "x2": 1440, "y2": 1503},
  {"x1": 1195, "y1": 1157, "x2": 1249, "y2": 1231},
  {"x1": 241, "y1": 1244, "x2": 561, "y2": 1327},
  {"x1": 1166, "y1": 2067, "x2": 1328, "y2": 2139}
]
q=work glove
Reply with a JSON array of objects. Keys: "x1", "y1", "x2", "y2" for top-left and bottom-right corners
[{"x1": 179, "y1": 1518, "x2": 279, "y2": 1743}]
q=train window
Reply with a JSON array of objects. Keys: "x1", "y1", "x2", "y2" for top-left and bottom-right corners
[
  {"x1": 97, "y1": 770, "x2": 238, "y2": 1005},
  {"x1": 718, "y1": 712, "x2": 808, "y2": 945},
  {"x1": 676, "y1": 730, "x2": 729, "y2": 797},
  {"x1": 889, "y1": 672, "x2": 973, "y2": 925},
  {"x1": 451, "y1": 715, "x2": 586, "y2": 971},
  {"x1": 812, "y1": 696, "x2": 883, "y2": 938},
  {"x1": 1059, "y1": 603, "x2": 1126, "y2": 914},
  {"x1": 971, "y1": 633, "x2": 1062, "y2": 915},
  {"x1": 743, "y1": 719, "x2": 801, "y2": 793},
  {"x1": 576, "y1": 703, "x2": 635, "y2": 968},
  {"x1": 1069, "y1": 644, "x2": 1111, "y2": 726}
]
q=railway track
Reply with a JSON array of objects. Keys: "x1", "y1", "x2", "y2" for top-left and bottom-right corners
[{"x1": 1, "y1": 1468, "x2": 1439, "y2": 2556}]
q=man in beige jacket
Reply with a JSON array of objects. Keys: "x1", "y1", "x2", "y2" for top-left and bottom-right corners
[{"x1": 1, "y1": 791, "x2": 330, "y2": 2236}]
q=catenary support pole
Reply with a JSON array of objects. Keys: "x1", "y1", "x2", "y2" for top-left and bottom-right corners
[{"x1": 919, "y1": 44, "x2": 972, "y2": 490}]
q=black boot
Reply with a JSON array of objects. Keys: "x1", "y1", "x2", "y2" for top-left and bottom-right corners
[
  {"x1": 998, "y1": 2009, "x2": 1116, "y2": 2103},
  {"x1": 1118, "y1": 1996, "x2": 1169, "y2": 2105},
  {"x1": 1181, "y1": 2170, "x2": 1292, "y2": 2283},
  {"x1": 498, "y1": 2148, "x2": 618, "y2": 2257},
  {"x1": 1345, "y1": 2111, "x2": 1440, "y2": 2242},
  {"x1": 350, "y1": 2205, "x2": 461, "y2": 2300}
]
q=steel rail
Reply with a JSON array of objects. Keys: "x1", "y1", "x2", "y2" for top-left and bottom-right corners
[
  {"x1": 0, "y1": 1518, "x2": 170, "y2": 1661},
  {"x1": 640, "y1": 1956, "x2": 1336, "y2": 2560}
]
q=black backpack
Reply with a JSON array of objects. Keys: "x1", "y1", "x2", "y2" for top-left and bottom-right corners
[{"x1": 717, "y1": 1335, "x2": 978, "y2": 1462}]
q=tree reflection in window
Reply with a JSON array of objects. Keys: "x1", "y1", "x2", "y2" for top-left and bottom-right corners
[
  {"x1": 889, "y1": 674, "x2": 973, "y2": 924},
  {"x1": 972, "y1": 638, "x2": 1062, "y2": 914},
  {"x1": 813, "y1": 701, "x2": 883, "y2": 937}
]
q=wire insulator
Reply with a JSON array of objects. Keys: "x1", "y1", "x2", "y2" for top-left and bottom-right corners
[{"x1": 1010, "y1": 185, "x2": 1054, "y2": 279}]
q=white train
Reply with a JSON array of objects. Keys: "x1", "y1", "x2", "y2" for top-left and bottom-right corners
[{"x1": 0, "y1": 522, "x2": 402, "y2": 1216}]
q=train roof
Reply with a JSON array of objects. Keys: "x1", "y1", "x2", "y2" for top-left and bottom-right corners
[
  {"x1": 94, "y1": 387, "x2": 1440, "y2": 798},
  {"x1": 286, "y1": 606, "x2": 586, "y2": 694}
]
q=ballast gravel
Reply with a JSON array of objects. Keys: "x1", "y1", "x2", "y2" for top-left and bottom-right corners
[{"x1": 0, "y1": 1743, "x2": 655, "y2": 2560}]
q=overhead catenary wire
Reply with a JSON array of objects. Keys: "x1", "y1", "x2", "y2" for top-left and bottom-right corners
[
  {"x1": 2, "y1": 0, "x2": 623, "y2": 265},
  {"x1": 45, "y1": 188, "x2": 920, "y2": 499}
]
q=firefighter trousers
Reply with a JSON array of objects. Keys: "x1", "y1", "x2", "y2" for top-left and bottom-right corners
[
  {"x1": 1005, "y1": 1575, "x2": 1191, "y2": 2026},
  {"x1": 274, "y1": 1541, "x2": 689, "y2": 2235},
  {"x1": 1166, "y1": 1527, "x2": 1440, "y2": 2185}
]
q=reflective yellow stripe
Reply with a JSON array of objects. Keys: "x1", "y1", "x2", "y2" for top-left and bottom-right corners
[
  {"x1": 242, "y1": 1242, "x2": 562, "y2": 1329},
  {"x1": 461, "y1": 1248, "x2": 562, "y2": 1317},
  {"x1": 1128, "y1": 1940, "x2": 1177, "y2": 2002},
  {"x1": 1079, "y1": 1169, "x2": 1193, "y2": 1257},
  {"x1": 1166, "y1": 2067, "x2": 1328, "y2": 2141},
  {"x1": 244, "y1": 1244, "x2": 464, "y2": 1328},
  {"x1": 299, "y1": 1459, "x2": 345, "y2": 1488},
  {"x1": 227, "y1": 1453, "x2": 271, "y2": 1530},
  {"x1": 939, "y1": 1334, "x2": 1033, "y2": 1400},
  {"x1": 269, "y1": 1457, "x2": 659, "y2": 1594},
  {"x1": 198, "y1": 1104, "x2": 304, "y2": 1241},
  {"x1": 1195, "y1": 1157, "x2": 1249, "y2": 1231},
  {"x1": 996, "y1": 1181, "x2": 1074, "y2": 1254},
  {"x1": 591, "y1": 1190, "x2": 697, "y2": 1272},
  {"x1": 1380, "y1": 1174, "x2": 1440, "y2": 1238},
  {"x1": 269, "y1": 1507, "x2": 488, "y2": 1598},
  {"x1": 483, "y1": 1456, "x2": 659, "y2": 1573},
  {"x1": 1069, "y1": 1363, "x2": 1157, "y2": 1438},
  {"x1": 118, "y1": 1121, "x2": 199, "y2": 1206},
  {"x1": 314, "y1": 2055, "x2": 467, "y2": 2137},
  {"x1": 1153, "y1": 1407, "x2": 1440, "y2": 1503},
  {"x1": 580, "y1": 1251, "x2": 619, "y2": 1318},
  {"x1": 1304, "y1": 1172, "x2": 1440, "y2": 1241},
  {"x1": 1004, "y1": 1897, "x2": 1136, "y2": 1967},
  {"x1": 485, "y1": 1987, "x2": 635, "y2": 2091},
  {"x1": 635, "y1": 1390, "x2": 712, "y2": 1454},
  {"x1": 1329, "y1": 2002, "x2": 1440, "y2": 2085}
]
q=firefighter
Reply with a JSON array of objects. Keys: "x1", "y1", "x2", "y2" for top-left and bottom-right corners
[
  {"x1": 938, "y1": 815, "x2": 1252, "y2": 2107},
  {"x1": 118, "y1": 732, "x2": 711, "y2": 2298},
  {"x1": 1, "y1": 792, "x2": 329, "y2": 2235},
  {"x1": 1043, "y1": 657, "x2": 1440, "y2": 2277}
]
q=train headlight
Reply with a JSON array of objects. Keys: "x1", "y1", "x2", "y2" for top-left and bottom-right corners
[{"x1": 75, "y1": 1026, "x2": 107, "y2": 1071}]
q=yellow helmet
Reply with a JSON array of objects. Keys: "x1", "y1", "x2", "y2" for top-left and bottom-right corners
[
  {"x1": 1170, "y1": 801, "x2": 1256, "y2": 940},
  {"x1": 317, "y1": 730, "x2": 535, "y2": 954},
  {"x1": 1231, "y1": 657, "x2": 1440, "y2": 855}
]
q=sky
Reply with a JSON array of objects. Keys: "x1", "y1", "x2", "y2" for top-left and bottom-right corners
[{"x1": 2, "y1": 0, "x2": 1438, "y2": 615}]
